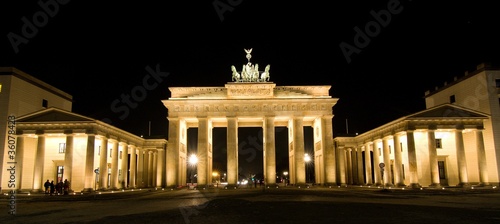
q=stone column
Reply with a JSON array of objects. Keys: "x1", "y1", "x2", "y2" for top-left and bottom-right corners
[
  {"x1": 83, "y1": 134, "x2": 95, "y2": 192},
  {"x1": 166, "y1": 117, "x2": 180, "y2": 187},
  {"x1": 143, "y1": 150, "x2": 150, "y2": 187},
  {"x1": 110, "y1": 139, "x2": 119, "y2": 190},
  {"x1": 197, "y1": 117, "x2": 209, "y2": 187},
  {"x1": 137, "y1": 148, "x2": 144, "y2": 187},
  {"x1": 382, "y1": 136, "x2": 393, "y2": 187},
  {"x1": 293, "y1": 117, "x2": 306, "y2": 185},
  {"x1": 427, "y1": 128, "x2": 441, "y2": 187},
  {"x1": 264, "y1": 116, "x2": 276, "y2": 185},
  {"x1": 356, "y1": 146, "x2": 364, "y2": 185},
  {"x1": 364, "y1": 143, "x2": 373, "y2": 185},
  {"x1": 338, "y1": 147, "x2": 347, "y2": 186},
  {"x1": 148, "y1": 151, "x2": 154, "y2": 187},
  {"x1": 322, "y1": 115, "x2": 336, "y2": 185},
  {"x1": 346, "y1": 148, "x2": 353, "y2": 185},
  {"x1": 455, "y1": 127, "x2": 469, "y2": 186},
  {"x1": 15, "y1": 135, "x2": 25, "y2": 191},
  {"x1": 372, "y1": 140, "x2": 382, "y2": 186},
  {"x1": 120, "y1": 143, "x2": 128, "y2": 189},
  {"x1": 393, "y1": 133, "x2": 405, "y2": 187},
  {"x1": 129, "y1": 145, "x2": 137, "y2": 188},
  {"x1": 32, "y1": 133, "x2": 45, "y2": 192},
  {"x1": 227, "y1": 117, "x2": 238, "y2": 186},
  {"x1": 475, "y1": 128, "x2": 490, "y2": 186},
  {"x1": 63, "y1": 133, "x2": 74, "y2": 184},
  {"x1": 99, "y1": 136, "x2": 108, "y2": 190},
  {"x1": 157, "y1": 148, "x2": 165, "y2": 187},
  {"x1": 406, "y1": 130, "x2": 421, "y2": 188},
  {"x1": 152, "y1": 151, "x2": 158, "y2": 187}
]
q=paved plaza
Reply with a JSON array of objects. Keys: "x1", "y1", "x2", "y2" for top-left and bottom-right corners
[{"x1": 1, "y1": 185, "x2": 500, "y2": 224}]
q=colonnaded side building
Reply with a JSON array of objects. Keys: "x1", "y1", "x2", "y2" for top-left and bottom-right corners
[{"x1": 1, "y1": 56, "x2": 499, "y2": 193}]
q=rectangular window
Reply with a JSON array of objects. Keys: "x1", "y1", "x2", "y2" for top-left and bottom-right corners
[
  {"x1": 496, "y1": 79, "x2": 500, "y2": 87},
  {"x1": 98, "y1": 146, "x2": 100, "y2": 156},
  {"x1": 400, "y1": 142, "x2": 403, "y2": 152},
  {"x1": 42, "y1": 99, "x2": 48, "y2": 108},
  {"x1": 110, "y1": 149, "x2": 112, "y2": 157},
  {"x1": 435, "y1": 139, "x2": 442, "y2": 149},
  {"x1": 402, "y1": 164, "x2": 405, "y2": 180},
  {"x1": 119, "y1": 151, "x2": 122, "y2": 159},
  {"x1": 0, "y1": 83, "x2": 2, "y2": 93},
  {"x1": 59, "y1": 143, "x2": 66, "y2": 153},
  {"x1": 449, "y1": 95, "x2": 456, "y2": 103}
]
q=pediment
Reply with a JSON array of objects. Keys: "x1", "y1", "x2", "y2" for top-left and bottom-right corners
[
  {"x1": 17, "y1": 107, "x2": 95, "y2": 122},
  {"x1": 407, "y1": 104, "x2": 488, "y2": 119}
]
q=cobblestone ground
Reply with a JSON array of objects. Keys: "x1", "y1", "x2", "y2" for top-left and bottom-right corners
[{"x1": 1, "y1": 185, "x2": 500, "y2": 224}]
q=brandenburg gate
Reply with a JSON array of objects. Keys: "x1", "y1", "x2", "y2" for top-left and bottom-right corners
[{"x1": 162, "y1": 49, "x2": 339, "y2": 187}]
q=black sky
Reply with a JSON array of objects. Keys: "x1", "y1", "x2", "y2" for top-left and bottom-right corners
[{"x1": 2, "y1": 1, "x2": 500, "y2": 176}]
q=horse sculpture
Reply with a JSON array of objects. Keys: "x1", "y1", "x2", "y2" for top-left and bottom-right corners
[
  {"x1": 231, "y1": 65, "x2": 240, "y2": 82},
  {"x1": 260, "y1": 64, "x2": 270, "y2": 82}
]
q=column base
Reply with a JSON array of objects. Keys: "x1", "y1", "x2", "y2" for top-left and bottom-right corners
[
  {"x1": 428, "y1": 183, "x2": 441, "y2": 188},
  {"x1": 384, "y1": 183, "x2": 395, "y2": 188},
  {"x1": 476, "y1": 182, "x2": 491, "y2": 187},
  {"x1": 457, "y1": 183, "x2": 471, "y2": 188},
  {"x1": 395, "y1": 183, "x2": 407, "y2": 187},
  {"x1": 82, "y1": 188, "x2": 95, "y2": 193},
  {"x1": 224, "y1": 184, "x2": 239, "y2": 189},
  {"x1": 408, "y1": 183, "x2": 422, "y2": 189}
]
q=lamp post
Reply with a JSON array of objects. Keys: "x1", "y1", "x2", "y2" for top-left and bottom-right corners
[
  {"x1": 188, "y1": 154, "x2": 198, "y2": 188},
  {"x1": 212, "y1": 171, "x2": 219, "y2": 188},
  {"x1": 304, "y1": 153, "x2": 311, "y2": 184},
  {"x1": 283, "y1": 171, "x2": 288, "y2": 186}
]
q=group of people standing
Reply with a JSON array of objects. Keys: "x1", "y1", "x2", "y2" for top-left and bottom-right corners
[{"x1": 44, "y1": 179, "x2": 70, "y2": 195}]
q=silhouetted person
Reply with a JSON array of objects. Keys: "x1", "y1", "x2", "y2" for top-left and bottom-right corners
[
  {"x1": 57, "y1": 181, "x2": 63, "y2": 195},
  {"x1": 44, "y1": 180, "x2": 50, "y2": 194},
  {"x1": 49, "y1": 180, "x2": 55, "y2": 196},
  {"x1": 63, "y1": 179, "x2": 70, "y2": 195}
]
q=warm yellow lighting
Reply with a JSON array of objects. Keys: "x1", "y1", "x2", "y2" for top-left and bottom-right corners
[
  {"x1": 189, "y1": 154, "x2": 198, "y2": 165},
  {"x1": 0, "y1": 83, "x2": 2, "y2": 93},
  {"x1": 212, "y1": 172, "x2": 218, "y2": 177},
  {"x1": 304, "y1": 153, "x2": 311, "y2": 162}
]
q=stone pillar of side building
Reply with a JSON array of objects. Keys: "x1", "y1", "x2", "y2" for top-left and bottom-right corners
[
  {"x1": 264, "y1": 116, "x2": 276, "y2": 186},
  {"x1": 32, "y1": 132, "x2": 45, "y2": 192},
  {"x1": 292, "y1": 117, "x2": 306, "y2": 186},
  {"x1": 152, "y1": 151, "x2": 157, "y2": 187},
  {"x1": 110, "y1": 139, "x2": 119, "y2": 190},
  {"x1": 346, "y1": 148, "x2": 353, "y2": 185},
  {"x1": 356, "y1": 146, "x2": 364, "y2": 185},
  {"x1": 427, "y1": 128, "x2": 441, "y2": 188},
  {"x1": 143, "y1": 150, "x2": 149, "y2": 187},
  {"x1": 83, "y1": 134, "x2": 95, "y2": 192},
  {"x1": 372, "y1": 140, "x2": 382, "y2": 186},
  {"x1": 363, "y1": 143, "x2": 373, "y2": 185},
  {"x1": 406, "y1": 129, "x2": 421, "y2": 188},
  {"x1": 99, "y1": 136, "x2": 108, "y2": 190},
  {"x1": 148, "y1": 151, "x2": 154, "y2": 187},
  {"x1": 63, "y1": 132, "x2": 74, "y2": 191},
  {"x1": 382, "y1": 136, "x2": 394, "y2": 187},
  {"x1": 321, "y1": 115, "x2": 336, "y2": 185},
  {"x1": 137, "y1": 148, "x2": 144, "y2": 188},
  {"x1": 15, "y1": 134, "x2": 26, "y2": 191},
  {"x1": 226, "y1": 117, "x2": 238, "y2": 187},
  {"x1": 197, "y1": 117, "x2": 210, "y2": 187},
  {"x1": 455, "y1": 127, "x2": 469, "y2": 187},
  {"x1": 166, "y1": 117, "x2": 180, "y2": 188},
  {"x1": 337, "y1": 147, "x2": 347, "y2": 187},
  {"x1": 393, "y1": 133, "x2": 405, "y2": 187},
  {"x1": 475, "y1": 128, "x2": 490, "y2": 186},
  {"x1": 157, "y1": 148, "x2": 165, "y2": 188},
  {"x1": 120, "y1": 142, "x2": 129, "y2": 189},
  {"x1": 129, "y1": 145, "x2": 137, "y2": 188}
]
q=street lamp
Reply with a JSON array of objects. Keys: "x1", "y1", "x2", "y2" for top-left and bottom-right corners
[
  {"x1": 212, "y1": 171, "x2": 219, "y2": 188},
  {"x1": 188, "y1": 154, "x2": 198, "y2": 187},
  {"x1": 304, "y1": 153, "x2": 311, "y2": 184},
  {"x1": 283, "y1": 171, "x2": 288, "y2": 186}
]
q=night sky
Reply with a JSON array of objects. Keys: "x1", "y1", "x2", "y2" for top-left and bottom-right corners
[{"x1": 2, "y1": 1, "x2": 500, "y2": 177}]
